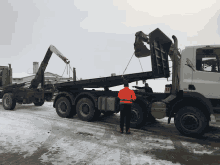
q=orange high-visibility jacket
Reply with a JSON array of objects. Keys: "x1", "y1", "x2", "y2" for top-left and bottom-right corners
[{"x1": 118, "y1": 87, "x2": 137, "y2": 104}]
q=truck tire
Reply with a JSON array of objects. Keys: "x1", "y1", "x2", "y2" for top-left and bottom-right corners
[
  {"x1": 55, "y1": 97, "x2": 76, "y2": 118},
  {"x1": 76, "y1": 98, "x2": 96, "y2": 121},
  {"x1": 2, "y1": 93, "x2": 16, "y2": 110},
  {"x1": 33, "y1": 99, "x2": 45, "y2": 106},
  {"x1": 174, "y1": 106, "x2": 208, "y2": 137},
  {"x1": 130, "y1": 103, "x2": 146, "y2": 128}
]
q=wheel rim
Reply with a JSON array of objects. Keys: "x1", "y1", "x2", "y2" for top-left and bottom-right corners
[
  {"x1": 58, "y1": 101, "x2": 67, "y2": 113},
  {"x1": 4, "y1": 97, "x2": 10, "y2": 107},
  {"x1": 131, "y1": 109, "x2": 139, "y2": 123},
  {"x1": 180, "y1": 114, "x2": 200, "y2": 131},
  {"x1": 80, "y1": 103, "x2": 90, "y2": 117}
]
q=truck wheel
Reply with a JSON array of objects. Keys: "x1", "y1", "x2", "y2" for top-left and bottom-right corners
[
  {"x1": 2, "y1": 93, "x2": 16, "y2": 110},
  {"x1": 33, "y1": 99, "x2": 45, "y2": 106},
  {"x1": 174, "y1": 106, "x2": 208, "y2": 137},
  {"x1": 130, "y1": 103, "x2": 145, "y2": 128},
  {"x1": 76, "y1": 98, "x2": 96, "y2": 121},
  {"x1": 55, "y1": 97, "x2": 76, "y2": 118},
  {"x1": 103, "y1": 111, "x2": 115, "y2": 116}
]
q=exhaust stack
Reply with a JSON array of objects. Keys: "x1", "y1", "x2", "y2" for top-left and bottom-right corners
[
  {"x1": 73, "y1": 67, "x2": 76, "y2": 81},
  {"x1": 171, "y1": 35, "x2": 179, "y2": 95}
]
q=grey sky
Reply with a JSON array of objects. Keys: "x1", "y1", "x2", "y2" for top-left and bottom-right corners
[{"x1": 1, "y1": 0, "x2": 220, "y2": 92}]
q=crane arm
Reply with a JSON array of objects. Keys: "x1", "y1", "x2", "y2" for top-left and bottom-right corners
[
  {"x1": 29, "y1": 45, "x2": 70, "y2": 89},
  {"x1": 50, "y1": 45, "x2": 70, "y2": 64}
]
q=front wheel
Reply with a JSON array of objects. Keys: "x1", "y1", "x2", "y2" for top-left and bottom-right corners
[
  {"x1": 2, "y1": 93, "x2": 16, "y2": 110},
  {"x1": 174, "y1": 106, "x2": 208, "y2": 137}
]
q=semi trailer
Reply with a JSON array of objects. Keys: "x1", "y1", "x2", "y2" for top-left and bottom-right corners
[{"x1": 53, "y1": 28, "x2": 220, "y2": 137}]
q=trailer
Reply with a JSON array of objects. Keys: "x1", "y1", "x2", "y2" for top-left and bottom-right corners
[{"x1": 53, "y1": 28, "x2": 220, "y2": 137}]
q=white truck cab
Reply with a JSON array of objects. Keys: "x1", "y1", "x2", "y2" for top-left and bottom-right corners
[{"x1": 180, "y1": 45, "x2": 220, "y2": 99}]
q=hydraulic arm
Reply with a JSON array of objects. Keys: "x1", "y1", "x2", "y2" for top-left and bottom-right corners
[{"x1": 29, "y1": 45, "x2": 70, "y2": 89}]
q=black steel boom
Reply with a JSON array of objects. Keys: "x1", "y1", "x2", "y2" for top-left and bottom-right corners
[{"x1": 29, "y1": 45, "x2": 69, "y2": 89}]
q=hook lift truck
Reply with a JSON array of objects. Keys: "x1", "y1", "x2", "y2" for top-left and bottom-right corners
[
  {"x1": 53, "y1": 28, "x2": 220, "y2": 137},
  {"x1": 0, "y1": 45, "x2": 70, "y2": 110}
]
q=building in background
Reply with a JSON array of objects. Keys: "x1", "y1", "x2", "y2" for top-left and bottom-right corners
[{"x1": 12, "y1": 62, "x2": 73, "y2": 86}]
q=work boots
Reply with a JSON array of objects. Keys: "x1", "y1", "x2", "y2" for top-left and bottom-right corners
[
  {"x1": 126, "y1": 128, "x2": 131, "y2": 134},
  {"x1": 120, "y1": 128, "x2": 131, "y2": 134}
]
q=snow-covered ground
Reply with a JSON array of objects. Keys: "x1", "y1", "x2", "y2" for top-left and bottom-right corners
[{"x1": 0, "y1": 102, "x2": 220, "y2": 164}]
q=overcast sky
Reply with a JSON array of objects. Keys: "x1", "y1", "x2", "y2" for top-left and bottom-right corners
[{"x1": 1, "y1": 0, "x2": 220, "y2": 92}]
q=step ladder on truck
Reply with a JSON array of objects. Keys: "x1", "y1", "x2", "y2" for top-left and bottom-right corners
[{"x1": 53, "y1": 28, "x2": 220, "y2": 137}]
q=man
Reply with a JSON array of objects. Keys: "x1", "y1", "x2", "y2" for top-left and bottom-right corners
[
  {"x1": 118, "y1": 80, "x2": 136, "y2": 134},
  {"x1": 133, "y1": 83, "x2": 153, "y2": 93}
]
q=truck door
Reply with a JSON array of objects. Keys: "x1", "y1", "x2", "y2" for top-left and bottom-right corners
[{"x1": 192, "y1": 46, "x2": 220, "y2": 99}]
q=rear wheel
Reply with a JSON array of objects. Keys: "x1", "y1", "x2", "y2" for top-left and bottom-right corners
[
  {"x1": 174, "y1": 106, "x2": 208, "y2": 137},
  {"x1": 2, "y1": 93, "x2": 16, "y2": 110},
  {"x1": 55, "y1": 97, "x2": 76, "y2": 118},
  {"x1": 76, "y1": 98, "x2": 96, "y2": 121},
  {"x1": 130, "y1": 103, "x2": 146, "y2": 128}
]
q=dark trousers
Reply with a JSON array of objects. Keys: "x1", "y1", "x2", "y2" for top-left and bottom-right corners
[{"x1": 120, "y1": 104, "x2": 131, "y2": 132}]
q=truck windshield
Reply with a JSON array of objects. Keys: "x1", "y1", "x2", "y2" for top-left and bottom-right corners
[{"x1": 196, "y1": 47, "x2": 220, "y2": 72}]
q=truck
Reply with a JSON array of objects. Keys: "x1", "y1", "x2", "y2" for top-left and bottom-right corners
[
  {"x1": 53, "y1": 28, "x2": 220, "y2": 137},
  {"x1": 0, "y1": 45, "x2": 70, "y2": 110}
]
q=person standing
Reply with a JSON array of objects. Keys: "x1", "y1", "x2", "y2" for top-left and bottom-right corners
[
  {"x1": 144, "y1": 83, "x2": 153, "y2": 93},
  {"x1": 133, "y1": 83, "x2": 153, "y2": 93},
  {"x1": 118, "y1": 80, "x2": 136, "y2": 134}
]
